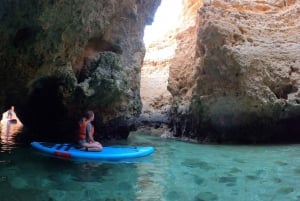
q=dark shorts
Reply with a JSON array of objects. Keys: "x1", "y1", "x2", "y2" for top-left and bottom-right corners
[{"x1": 78, "y1": 139, "x2": 87, "y2": 146}]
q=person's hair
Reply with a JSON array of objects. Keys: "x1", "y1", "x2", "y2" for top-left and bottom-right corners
[{"x1": 85, "y1": 110, "x2": 94, "y2": 119}]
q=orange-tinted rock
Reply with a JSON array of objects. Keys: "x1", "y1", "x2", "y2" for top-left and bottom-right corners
[{"x1": 168, "y1": 0, "x2": 300, "y2": 143}]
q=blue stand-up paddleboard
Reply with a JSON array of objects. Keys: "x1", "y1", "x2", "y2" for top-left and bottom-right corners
[{"x1": 31, "y1": 142, "x2": 154, "y2": 161}]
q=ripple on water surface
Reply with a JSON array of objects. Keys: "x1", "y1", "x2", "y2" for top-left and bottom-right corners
[{"x1": 1, "y1": 133, "x2": 300, "y2": 201}]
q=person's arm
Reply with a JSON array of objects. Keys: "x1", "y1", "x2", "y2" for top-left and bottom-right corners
[{"x1": 86, "y1": 123, "x2": 95, "y2": 143}]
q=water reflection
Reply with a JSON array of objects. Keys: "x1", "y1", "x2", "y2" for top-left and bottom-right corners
[{"x1": 0, "y1": 107, "x2": 23, "y2": 152}]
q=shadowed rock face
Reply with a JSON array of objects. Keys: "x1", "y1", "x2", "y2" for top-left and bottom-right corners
[
  {"x1": 0, "y1": 0, "x2": 161, "y2": 141},
  {"x1": 1, "y1": 0, "x2": 299, "y2": 143},
  {"x1": 168, "y1": 0, "x2": 300, "y2": 143}
]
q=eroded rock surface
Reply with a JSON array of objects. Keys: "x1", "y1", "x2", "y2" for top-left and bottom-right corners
[
  {"x1": 0, "y1": 0, "x2": 161, "y2": 140},
  {"x1": 1, "y1": 0, "x2": 300, "y2": 143},
  {"x1": 169, "y1": 0, "x2": 300, "y2": 143}
]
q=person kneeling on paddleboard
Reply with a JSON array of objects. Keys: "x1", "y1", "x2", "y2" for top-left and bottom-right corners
[{"x1": 78, "y1": 110, "x2": 103, "y2": 151}]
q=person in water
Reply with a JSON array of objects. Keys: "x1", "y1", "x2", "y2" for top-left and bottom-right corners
[
  {"x1": 6, "y1": 106, "x2": 18, "y2": 124},
  {"x1": 78, "y1": 110, "x2": 103, "y2": 151},
  {"x1": 7, "y1": 106, "x2": 15, "y2": 120}
]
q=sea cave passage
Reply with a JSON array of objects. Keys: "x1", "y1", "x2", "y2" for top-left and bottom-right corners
[{"x1": 140, "y1": 0, "x2": 183, "y2": 121}]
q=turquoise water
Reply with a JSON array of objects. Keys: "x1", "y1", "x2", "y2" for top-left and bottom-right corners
[{"x1": 1, "y1": 131, "x2": 300, "y2": 201}]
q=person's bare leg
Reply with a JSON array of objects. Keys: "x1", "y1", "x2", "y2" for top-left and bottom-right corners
[{"x1": 83, "y1": 142, "x2": 102, "y2": 151}]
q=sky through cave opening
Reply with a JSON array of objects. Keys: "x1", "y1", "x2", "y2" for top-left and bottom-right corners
[
  {"x1": 141, "y1": 0, "x2": 183, "y2": 120},
  {"x1": 143, "y1": 0, "x2": 183, "y2": 46}
]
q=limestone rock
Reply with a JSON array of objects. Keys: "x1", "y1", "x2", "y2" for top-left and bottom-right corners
[
  {"x1": 169, "y1": 0, "x2": 300, "y2": 143},
  {"x1": 0, "y1": 0, "x2": 161, "y2": 140}
]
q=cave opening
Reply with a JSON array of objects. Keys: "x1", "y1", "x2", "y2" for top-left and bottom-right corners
[
  {"x1": 141, "y1": 0, "x2": 183, "y2": 122},
  {"x1": 143, "y1": 0, "x2": 183, "y2": 46}
]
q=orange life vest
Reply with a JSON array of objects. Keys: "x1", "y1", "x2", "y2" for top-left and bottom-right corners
[{"x1": 78, "y1": 119, "x2": 94, "y2": 140}]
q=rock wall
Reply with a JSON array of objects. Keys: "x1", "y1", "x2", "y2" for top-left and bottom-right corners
[
  {"x1": 0, "y1": 0, "x2": 161, "y2": 141},
  {"x1": 169, "y1": 0, "x2": 300, "y2": 143},
  {"x1": 140, "y1": 0, "x2": 202, "y2": 132},
  {"x1": 140, "y1": 39, "x2": 173, "y2": 125},
  {"x1": 2, "y1": 0, "x2": 299, "y2": 143}
]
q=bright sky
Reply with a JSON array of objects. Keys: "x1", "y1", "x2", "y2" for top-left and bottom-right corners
[{"x1": 143, "y1": 0, "x2": 183, "y2": 46}]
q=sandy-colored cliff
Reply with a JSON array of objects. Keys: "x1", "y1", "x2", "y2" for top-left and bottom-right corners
[
  {"x1": 168, "y1": 0, "x2": 300, "y2": 142},
  {"x1": 1, "y1": 0, "x2": 299, "y2": 143}
]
